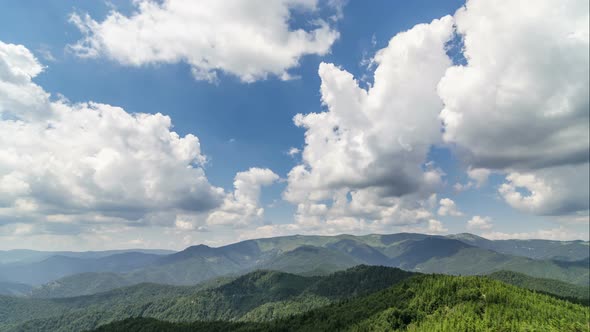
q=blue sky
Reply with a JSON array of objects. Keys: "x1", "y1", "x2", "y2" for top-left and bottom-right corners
[{"x1": 0, "y1": 0, "x2": 587, "y2": 250}]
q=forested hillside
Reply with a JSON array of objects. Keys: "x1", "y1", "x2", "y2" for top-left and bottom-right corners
[
  {"x1": 488, "y1": 270, "x2": 590, "y2": 304},
  {"x1": 90, "y1": 274, "x2": 590, "y2": 332},
  {"x1": 0, "y1": 266, "x2": 414, "y2": 332}
]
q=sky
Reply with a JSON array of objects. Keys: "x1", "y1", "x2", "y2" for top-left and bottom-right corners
[{"x1": 0, "y1": 0, "x2": 588, "y2": 251}]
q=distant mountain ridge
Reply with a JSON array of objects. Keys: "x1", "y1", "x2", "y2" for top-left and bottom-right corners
[
  {"x1": 0, "y1": 249, "x2": 175, "y2": 265},
  {"x1": 447, "y1": 233, "x2": 590, "y2": 261},
  {"x1": 0, "y1": 252, "x2": 165, "y2": 286},
  {"x1": 1, "y1": 233, "x2": 588, "y2": 298}
]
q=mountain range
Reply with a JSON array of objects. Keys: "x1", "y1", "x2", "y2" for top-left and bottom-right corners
[
  {"x1": 1, "y1": 233, "x2": 588, "y2": 299},
  {"x1": 0, "y1": 232, "x2": 588, "y2": 331}
]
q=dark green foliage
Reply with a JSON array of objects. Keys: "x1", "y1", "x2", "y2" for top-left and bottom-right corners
[
  {"x1": 89, "y1": 318, "x2": 263, "y2": 332},
  {"x1": 488, "y1": 270, "x2": 590, "y2": 304},
  {"x1": 306, "y1": 265, "x2": 415, "y2": 299},
  {"x1": 0, "y1": 266, "x2": 414, "y2": 332},
  {"x1": 89, "y1": 274, "x2": 590, "y2": 332}
]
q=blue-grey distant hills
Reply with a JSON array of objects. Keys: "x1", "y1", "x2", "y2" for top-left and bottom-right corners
[
  {"x1": 0, "y1": 249, "x2": 175, "y2": 265},
  {"x1": 0, "y1": 233, "x2": 587, "y2": 298}
]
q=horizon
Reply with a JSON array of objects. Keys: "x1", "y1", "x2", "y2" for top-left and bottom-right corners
[
  {"x1": 0, "y1": 0, "x2": 588, "y2": 252},
  {"x1": 2, "y1": 231, "x2": 589, "y2": 252}
]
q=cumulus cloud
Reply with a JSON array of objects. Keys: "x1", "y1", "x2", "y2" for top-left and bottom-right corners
[
  {"x1": 68, "y1": 0, "x2": 341, "y2": 82},
  {"x1": 437, "y1": 198, "x2": 463, "y2": 217},
  {"x1": 207, "y1": 168, "x2": 279, "y2": 227},
  {"x1": 282, "y1": 16, "x2": 454, "y2": 232},
  {"x1": 499, "y1": 164, "x2": 589, "y2": 216},
  {"x1": 438, "y1": 0, "x2": 589, "y2": 216},
  {"x1": 426, "y1": 219, "x2": 448, "y2": 234},
  {"x1": 0, "y1": 40, "x2": 275, "y2": 236},
  {"x1": 238, "y1": 196, "x2": 443, "y2": 241},
  {"x1": 467, "y1": 168, "x2": 490, "y2": 187},
  {"x1": 466, "y1": 216, "x2": 493, "y2": 230},
  {"x1": 439, "y1": 0, "x2": 589, "y2": 170}
]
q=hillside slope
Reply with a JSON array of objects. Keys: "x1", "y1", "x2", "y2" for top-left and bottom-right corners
[
  {"x1": 0, "y1": 266, "x2": 414, "y2": 332},
  {"x1": 90, "y1": 274, "x2": 590, "y2": 332},
  {"x1": 488, "y1": 270, "x2": 590, "y2": 303}
]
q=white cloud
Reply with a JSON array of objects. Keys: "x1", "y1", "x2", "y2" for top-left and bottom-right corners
[
  {"x1": 174, "y1": 218, "x2": 196, "y2": 231},
  {"x1": 207, "y1": 168, "x2": 279, "y2": 227},
  {"x1": 0, "y1": 223, "x2": 34, "y2": 236},
  {"x1": 439, "y1": 0, "x2": 589, "y2": 170},
  {"x1": 279, "y1": 16, "x2": 457, "y2": 235},
  {"x1": 426, "y1": 219, "x2": 448, "y2": 234},
  {"x1": 437, "y1": 198, "x2": 463, "y2": 217},
  {"x1": 467, "y1": 168, "x2": 490, "y2": 187},
  {"x1": 438, "y1": 0, "x2": 589, "y2": 216},
  {"x1": 483, "y1": 226, "x2": 588, "y2": 241},
  {"x1": 282, "y1": 16, "x2": 454, "y2": 233},
  {"x1": 0, "y1": 40, "x2": 277, "y2": 236},
  {"x1": 287, "y1": 147, "x2": 301, "y2": 157},
  {"x1": 466, "y1": 215, "x2": 493, "y2": 230},
  {"x1": 453, "y1": 182, "x2": 472, "y2": 193},
  {"x1": 68, "y1": 0, "x2": 341, "y2": 82},
  {"x1": 499, "y1": 164, "x2": 589, "y2": 216}
]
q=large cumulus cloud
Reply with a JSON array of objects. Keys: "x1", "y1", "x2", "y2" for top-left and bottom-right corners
[
  {"x1": 438, "y1": 0, "x2": 589, "y2": 216},
  {"x1": 69, "y1": 0, "x2": 341, "y2": 82},
  {"x1": 283, "y1": 16, "x2": 454, "y2": 232},
  {"x1": 0, "y1": 40, "x2": 275, "y2": 236}
]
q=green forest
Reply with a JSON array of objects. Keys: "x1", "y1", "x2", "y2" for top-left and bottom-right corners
[
  {"x1": 2, "y1": 265, "x2": 587, "y2": 332},
  {"x1": 90, "y1": 273, "x2": 589, "y2": 332}
]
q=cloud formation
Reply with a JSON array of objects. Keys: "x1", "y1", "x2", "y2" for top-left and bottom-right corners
[
  {"x1": 438, "y1": 198, "x2": 463, "y2": 217},
  {"x1": 438, "y1": 0, "x2": 589, "y2": 215},
  {"x1": 466, "y1": 216, "x2": 493, "y2": 230},
  {"x1": 282, "y1": 16, "x2": 454, "y2": 232},
  {"x1": 426, "y1": 219, "x2": 448, "y2": 234},
  {"x1": 207, "y1": 168, "x2": 279, "y2": 227},
  {"x1": 0, "y1": 40, "x2": 275, "y2": 236},
  {"x1": 69, "y1": 0, "x2": 340, "y2": 82},
  {"x1": 499, "y1": 164, "x2": 589, "y2": 216}
]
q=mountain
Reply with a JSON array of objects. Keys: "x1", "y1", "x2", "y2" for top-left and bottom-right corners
[
  {"x1": 0, "y1": 249, "x2": 175, "y2": 265},
  {"x1": 127, "y1": 241, "x2": 273, "y2": 285},
  {"x1": 388, "y1": 237, "x2": 472, "y2": 268},
  {"x1": 326, "y1": 239, "x2": 392, "y2": 266},
  {"x1": 0, "y1": 282, "x2": 32, "y2": 297},
  {"x1": 31, "y1": 273, "x2": 133, "y2": 298},
  {"x1": 90, "y1": 273, "x2": 589, "y2": 332},
  {"x1": 0, "y1": 266, "x2": 414, "y2": 332},
  {"x1": 408, "y1": 241, "x2": 590, "y2": 285},
  {"x1": 488, "y1": 270, "x2": 590, "y2": 303},
  {"x1": 448, "y1": 233, "x2": 590, "y2": 261},
  {"x1": 0, "y1": 252, "x2": 163, "y2": 285},
  {"x1": 16, "y1": 233, "x2": 589, "y2": 299},
  {"x1": 260, "y1": 245, "x2": 361, "y2": 275}
]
